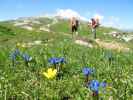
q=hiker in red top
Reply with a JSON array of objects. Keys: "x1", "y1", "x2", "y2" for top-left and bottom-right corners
[
  {"x1": 70, "y1": 17, "x2": 79, "y2": 37},
  {"x1": 88, "y1": 18, "x2": 100, "y2": 39}
]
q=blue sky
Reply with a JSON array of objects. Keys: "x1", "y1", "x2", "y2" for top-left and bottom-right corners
[{"x1": 0, "y1": 0, "x2": 133, "y2": 29}]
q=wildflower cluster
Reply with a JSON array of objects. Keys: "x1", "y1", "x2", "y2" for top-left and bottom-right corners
[
  {"x1": 82, "y1": 67, "x2": 107, "y2": 98},
  {"x1": 43, "y1": 57, "x2": 65, "y2": 79},
  {"x1": 10, "y1": 49, "x2": 32, "y2": 66}
]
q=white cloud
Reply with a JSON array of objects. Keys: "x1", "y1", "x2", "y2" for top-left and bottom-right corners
[
  {"x1": 40, "y1": 9, "x2": 88, "y2": 21},
  {"x1": 55, "y1": 9, "x2": 88, "y2": 21}
]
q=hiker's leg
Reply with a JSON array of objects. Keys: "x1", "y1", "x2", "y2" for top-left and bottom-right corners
[
  {"x1": 94, "y1": 28, "x2": 96, "y2": 39},
  {"x1": 75, "y1": 26, "x2": 78, "y2": 35},
  {"x1": 72, "y1": 26, "x2": 75, "y2": 38},
  {"x1": 92, "y1": 28, "x2": 96, "y2": 39},
  {"x1": 72, "y1": 26, "x2": 74, "y2": 36}
]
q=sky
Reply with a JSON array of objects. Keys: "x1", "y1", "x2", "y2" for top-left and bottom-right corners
[{"x1": 0, "y1": 0, "x2": 133, "y2": 30}]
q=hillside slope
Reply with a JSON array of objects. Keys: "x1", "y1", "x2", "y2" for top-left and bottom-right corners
[{"x1": 0, "y1": 17, "x2": 133, "y2": 100}]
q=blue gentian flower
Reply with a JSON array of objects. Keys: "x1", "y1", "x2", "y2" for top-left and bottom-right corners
[
  {"x1": 10, "y1": 49, "x2": 21, "y2": 61},
  {"x1": 22, "y1": 53, "x2": 32, "y2": 62},
  {"x1": 89, "y1": 80, "x2": 100, "y2": 93},
  {"x1": 48, "y1": 58, "x2": 59, "y2": 64},
  {"x1": 14, "y1": 49, "x2": 21, "y2": 56},
  {"x1": 100, "y1": 82, "x2": 107, "y2": 88},
  {"x1": 58, "y1": 57, "x2": 65, "y2": 63},
  {"x1": 82, "y1": 67, "x2": 93, "y2": 76},
  {"x1": 88, "y1": 80, "x2": 107, "y2": 95},
  {"x1": 48, "y1": 57, "x2": 65, "y2": 64}
]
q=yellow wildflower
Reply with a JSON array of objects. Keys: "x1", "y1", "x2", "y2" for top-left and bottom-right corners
[
  {"x1": 43, "y1": 68, "x2": 57, "y2": 79},
  {"x1": 16, "y1": 43, "x2": 21, "y2": 48},
  {"x1": 21, "y1": 43, "x2": 26, "y2": 48}
]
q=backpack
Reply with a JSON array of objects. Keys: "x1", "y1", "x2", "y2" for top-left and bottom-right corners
[{"x1": 92, "y1": 19, "x2": 99, "y2": 28}]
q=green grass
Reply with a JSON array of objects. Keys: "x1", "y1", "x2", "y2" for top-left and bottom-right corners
[{"x1": 0, "y1": 20, "x2": 133, "y2": 100}]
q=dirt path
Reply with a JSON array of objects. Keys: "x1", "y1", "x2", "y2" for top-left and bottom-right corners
[
  {"x1": 75, "y1": 39, "x2": 93, "y2": 48},
  {"x1": 95, "y1": 39, "x2": 130, "y2": 52},
  {"x1": 63, "y1": 32, "x2": 130, "y2": 52}
]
